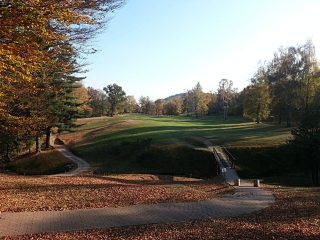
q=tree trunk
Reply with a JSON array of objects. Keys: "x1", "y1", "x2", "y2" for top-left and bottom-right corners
[
  {"x1": 305, "y1": 77, "x2": 310, "y2": 112},
  {"x1": 110, "y1": 105, "x2": 115, "y2": 117},
  {"x1": 278, "y1": 107, "x2": 283, "y2": 125},
  {"x1": 256, "y1": 116, "x2": 261, "y2": 124},
  {"x1": 286, "y1": 114, "x2": 291, "y2": 127},
  {"x1": 256, "y1": 103, "x2": 261, "y2": 124},
  {"x1": 278, "y1": 112, "x2": 282, "y2": 125},
  {"x1": 35, "y1": 136, "x2": 41, "y2": 153},
  {"x1": 315, "y1": 163, "x2": 319, "y2": 185},
  {"x1": 45, "y1": 127, "x2": 51, "y2": 149},
  {"x1": 223, "y1": 106, "x2": 228, "y2": 120},
  {"x1": 5, "y1": 143, "x2": 10, "y2": 162}
]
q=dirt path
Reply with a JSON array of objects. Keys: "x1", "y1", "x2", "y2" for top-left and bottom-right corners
[{"x1": 52, "y1": 146, "x2": 90, "y2": 176}]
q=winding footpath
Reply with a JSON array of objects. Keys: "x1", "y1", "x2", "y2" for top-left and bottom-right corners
[
  {"x1": 52, "y1": 146, "x2": 90, "y2": 176},
  {"x1": 0, "y1": 143, "x2": 275, "y2": 237}
]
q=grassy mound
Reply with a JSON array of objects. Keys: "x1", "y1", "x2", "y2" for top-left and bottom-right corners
[
  {"x1": 63, "y1": 114, "x2": 291, "y2": 148},
  {"x1": 6, "y1": 150, "x2": 74, "y2": 175},
  {"x1": 63, "y1": 114, "x2": 291, "y2": 179},
  {"x1": 73, "y1": 140, "x2": 216, "y2": 178},
  {"x1": 229, "y1": 146, "x2": 313, "y2": 186}
]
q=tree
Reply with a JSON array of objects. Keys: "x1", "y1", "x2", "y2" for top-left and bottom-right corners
[
  {"x1": 184, "y1": 82, "x2": 209, "y2": 117},
  {"x1": 87, "y1": 87, "x2": 108, "y2": 117},
  {"x1": 265, "y1": 42, "x2": 319, "y2": 126},
  {"x1": 244, "y1": 83, "x2": 271, "y2": 123},
  {"x1": 124, "y1": 96, "x2": 138, "y2": 113},
  {"x1": 183, "y1": 90, "x2": 193, "y2": 116},
  {"x1": 36, "y1": 44, "x2": 86, "y2": 150},
  {"x1": 73, "y1": 85, "x2": 92, "y2": 117},
  {"x1": 290, "y1": 111, "x2": 320, "y2": 185},
  {"x1": 217, "y1": 79, "x2": 236, "y2": 120},
  {"x1": 164, "y1": 99, "x2": 183, "y2": 116},
  {"x1": 300, "y1": 41, "x2": 320, "y2": 112},
  {"x1": 207, "y1": 92, "x2": 218, "y2": 115},
  {"x1": 139, "y1": 96, "x2": 156, "y2": 115},
  {"x1": 0, "y1": 0, "x2": 124, "y2": 159},
  {"x1": 155, "y1": 99, "x2": 165, "y2": 116},
  {"x1": 270, "y1": 47, "x2": 303, "y2": 126},
  {"x1": 230, "y1": 90, "x2": 245, "y2": 116},
  {"x1": 103, "y1": 84, "x2": 126, "y2": 117}
]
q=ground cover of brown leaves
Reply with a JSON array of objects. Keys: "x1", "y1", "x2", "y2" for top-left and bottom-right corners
[
  {"x1": 0, "y1": 173, "x2": 230, "y2": 212},
  {"x1": 3, "y1": 186, "x2": 319, "y2": 240}
]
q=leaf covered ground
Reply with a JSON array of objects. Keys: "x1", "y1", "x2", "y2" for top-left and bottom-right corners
[
  {"x1": 0, "y1": 173, "x2": 230, "y2": 212},
  {"x1": 2, "y1": 186, "x2": 319, "y2": 240}
]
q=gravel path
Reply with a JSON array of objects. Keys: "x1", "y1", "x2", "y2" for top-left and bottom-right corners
[{"x1": 52, "y1": 146, "x2": 90, "y2": 176}]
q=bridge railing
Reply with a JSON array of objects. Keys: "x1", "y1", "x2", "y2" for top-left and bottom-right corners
[{"x1": 222, "y1": 146, "x2": 236, "y2": 169}]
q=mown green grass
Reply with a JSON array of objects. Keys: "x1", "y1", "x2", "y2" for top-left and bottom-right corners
[
  {"x1": 71, "y1": 114, "x2": 290, "y2": 147},
  {"x1": 67, "y1": 114, "x2": 291, "y2": 178},
  {"x1": 6, "y1": 150, "x2": 74, "y2": 175}
]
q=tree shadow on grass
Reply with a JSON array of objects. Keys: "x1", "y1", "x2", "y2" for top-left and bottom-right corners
[{"x1": 76, "y1": 123, "x2": 288, "y2": 148}]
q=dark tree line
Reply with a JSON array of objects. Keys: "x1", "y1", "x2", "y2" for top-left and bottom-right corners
[{"x1": 290, "y1": 112, "x2": 320, "y2": 185}]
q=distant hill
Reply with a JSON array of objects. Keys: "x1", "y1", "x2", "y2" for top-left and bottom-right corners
[{"x1": 164, "y1": 93, "x2": 186, "y2": 101}]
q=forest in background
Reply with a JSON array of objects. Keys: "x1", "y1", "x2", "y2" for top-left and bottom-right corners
[
  {"x1": 80, "y1": 41, "x2": 319, "y2": 126},
  {"x1": 0, "y1": 1, "x2": 319, "y2": 183}
]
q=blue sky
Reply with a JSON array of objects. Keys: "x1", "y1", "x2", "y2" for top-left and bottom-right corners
[{"x1": 83, "y1": 0, "x2": 320, "y2": 100}]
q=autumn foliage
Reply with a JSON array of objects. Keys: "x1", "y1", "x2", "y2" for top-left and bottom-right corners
[
  {"x1": 0, "y1": 0, "x2": 123, "y2": 160},
  {"x1": 2, "y1": 186, "x2": 319, "y2": 239}
]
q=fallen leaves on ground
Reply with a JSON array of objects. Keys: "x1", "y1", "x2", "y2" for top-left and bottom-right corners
[
  {"x1": 2, "y1": 186, "x2": 319, "y2": 240},
  {"x1": 0, "y1": 174, "x2": 230, "y2": 212}
]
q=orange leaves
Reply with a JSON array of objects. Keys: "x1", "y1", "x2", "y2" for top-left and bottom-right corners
[
  {"x1": 0, "y1": 0, "x2": 122, "y2": 86},
  {"x1": 0, "y1": 0, "x2": 123, "y2": 157},
  {"x1": 0, "y1": 174, "x2": 229, "y2": 213},
  {"x1": 0, "y1": 0, "x2": 107, "y2": 86},
  {"x1": 1, "y1": 0, "x2": 123, "y2": 86},
  {"x1": 2, "y1": 185, "x2": 319, "y2": 240}
]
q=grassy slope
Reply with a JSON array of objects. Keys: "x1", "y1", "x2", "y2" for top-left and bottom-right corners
[
  {"x1": 61, "y1": 114, "x2": 291, "y2": 178},
  {"x1": 230, "y1": 145, "x2": 314, "y2": 186},
  {"x1": 6, "y1": 150, "x2": 74, "y2": 175},
  {"x1": 67, "y1": 114, "x2": 290, "y2": 147}
]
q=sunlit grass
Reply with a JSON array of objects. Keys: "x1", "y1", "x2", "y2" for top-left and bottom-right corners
[
  {"x1": 68, "y1": 114, "x2": 290, "y2": 148},
  {"x1": 63, "y1": 114, "x2": 292, "y2": 177}
]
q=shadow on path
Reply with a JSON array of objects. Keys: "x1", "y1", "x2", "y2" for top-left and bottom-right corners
[
  {"x1": 0, "y1": 140, "x2": 275, "y2": 237},
  {"x1": 0, "y1": 185, "x2": 274, "y2": 237}
]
